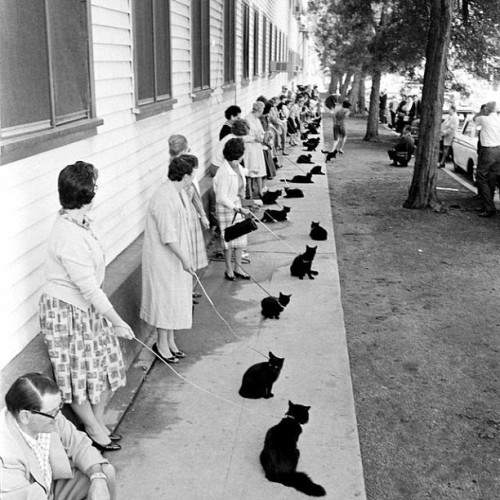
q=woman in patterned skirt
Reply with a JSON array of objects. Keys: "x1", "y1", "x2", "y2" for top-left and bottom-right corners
[
  {"x1": 39, "y1": 161, "x2": 135, "y2": 452},
  {"x1": 213, "y1": 138, "x2": 251, "y2": 280}
]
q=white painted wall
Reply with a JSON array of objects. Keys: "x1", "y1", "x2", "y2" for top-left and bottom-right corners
[{"x1": 0, "y1": 0, "x2": 307, "y2": 369}]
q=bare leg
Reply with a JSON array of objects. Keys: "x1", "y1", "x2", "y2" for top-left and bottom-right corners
[
  {"x1": 70, "y1": 400, "x2": 110, "y2": 444},
  {"x1": 92, "y1": 381, "x2": 111, "y2": 436},
  {"x1": 157, "y1": 328, "x2": 173, "y2": 357},
  {"x1": 224, "y1": 249, "x2": 234, "y2": 277}
]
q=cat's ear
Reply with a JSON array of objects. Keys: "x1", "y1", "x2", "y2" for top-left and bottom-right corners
[
  {"x1": 268, "y1": 351, "x2": 275, "y2": 359},
  {"x1": 306, "y1": 406, "x2": 311, "y2": 410}
]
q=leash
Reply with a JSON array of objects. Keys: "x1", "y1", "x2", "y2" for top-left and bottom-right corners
[
  {"x1": 193, "y1": 274, "x2": 269, "y2": 360},
  {"x1": 249, "y1": 212, "x2": 299, "y2": 254},
  {"x1": 234, "y1": 263, "x2": 274, "y2": 298},
  {"x1": 134, "y1": 337, "x2": 281, "y2": 420}
]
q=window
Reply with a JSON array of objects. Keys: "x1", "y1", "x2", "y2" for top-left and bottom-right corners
[
  {"x1": 223, "y1": 0, "x2": 235, "y2": 84},
  {"x1": 262, "y1": 16, "x2": 267, "y2": 74},
  {"x1": 242, "y1": 3, "x2": 250, "y2": 80},
  {"x1": 133, "y1": 0, "x2": 172, "y2": 107},
  {"x1": 253, "y1": 10, "x2": 259, "y2": 76},
  {"x1": 192, "y1": 0, "x2": 210, "y2": 92},
  {"x1": 0, "y1": 0, "x2": 99, "y2": 164},
  {"x1": 268, "y1": 23, "x2": 273, "y2": 72}
]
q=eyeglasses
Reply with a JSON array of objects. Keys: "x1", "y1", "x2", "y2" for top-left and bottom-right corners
[{"x1": 27, "y1": 403, "x2": 64, "y2": 420}]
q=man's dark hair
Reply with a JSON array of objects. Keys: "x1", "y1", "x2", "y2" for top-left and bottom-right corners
[
  {"x1": 224, "y1": 105, "x2": 242, "y2": 120},
  {"x1": 168, "y1": 155, "x2": 195, "y2": 181},
  {"x1": 223, "y1": 138, "x2": 245, "y2": 161},
  {"x1": 5, "y1": 373, "x2": 60, "y2": 416},
  {"x1": 58, "y1": 161, "x2": 98, "y2": 209}
]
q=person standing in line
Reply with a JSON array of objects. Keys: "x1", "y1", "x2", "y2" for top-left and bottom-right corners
[
  {"x1": 474, "y1": 101, "x2": 500, "y2": 217},
  {"x1": 213, "y1": 138, "x2": 251, "y2": 280},
  {"x1": 168, "y1": 135, "x2": 209, "y2": 303},
  {"x1": 244, "y1": 101, "x2": 267, "y2": 199},
  {"x1": 39, "y1": 161, "x2": 134, "y2": 452},
  {"x1": 0, "y1": 372, "x2": 117, "y2": 499},
  {"x1": 219, "y1": 105, "x2": 242, "y2": 141},
  {"x1": 379, "y1": 90, "x2": 388, "y2": 124},
  {"x1": 140, "y1": 156, "x2": 196, "y2": 363},
  {"x1": 438, "y1": 105, "x2": 459, "y2": 168}
]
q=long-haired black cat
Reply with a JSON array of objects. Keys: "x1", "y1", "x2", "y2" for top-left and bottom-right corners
[
  {"x1": 239, "y1": 352, "x2": 284, "y2": 399},
  {"x1": 281, "y1": 172, "x2": 313, "y2": 183},
  {"x1": 290, "y1": 245, "x2": 319, "y2": 280},
  {"x1": 261, "y1": 189, "x2": 282, "y2": 205},
  {"x1": 260, "y1": 401, "x2": 326, "y2": 497},
  {"x1": 310, "y1": 222, "x2": 328, "y2": 241},
  {"x1": 284, "y1": 187, "x2": 304, "y2": 198},
  {"x1": 261, "y1": 293, "x2": 292, "y2": 319},
  {"x1": 261, "y1": 206, "x2": 291, "y2": 222}
]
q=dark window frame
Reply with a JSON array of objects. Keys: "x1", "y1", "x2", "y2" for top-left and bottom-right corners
[
  {"x1": 133, "y1": 0, "x2": 176, "y2": 120},
  {"x1": 268, "y1": 23, "x2": 273, "y2": 74},
  {"x1": 261, "y1": 16, "x2": 267, "y2": 75},
  {"x1": 223, "y1": 0, "x2": 236, "y2": 85},
  {"x1": 192, "y1": 0, "x2": 211, "y2": 94},
  {"x1": 242, "y1": 3, "x2": 250, "y2": 81},
  {"x1": 0, "y1": 0, "x2": 101, "y2": 165},
  {"x1": 253, "y1": 10, "x2": 260, "y2": 76}
]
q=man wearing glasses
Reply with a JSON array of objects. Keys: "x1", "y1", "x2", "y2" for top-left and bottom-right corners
[{"x1": 0, "y1": 373, "x2": 116, "y2": 499}]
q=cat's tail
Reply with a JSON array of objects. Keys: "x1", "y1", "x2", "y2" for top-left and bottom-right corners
[{"x1": 279, "y1": 471, "x2": 326, "y2": 497}]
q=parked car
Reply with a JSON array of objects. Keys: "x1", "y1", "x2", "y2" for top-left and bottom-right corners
[
  {"x1": 452, "y1": 117, "x2": 478, "y2": 182},
  {"x1": 410, "y1": 106, "x2": 475, "y2": 147}
]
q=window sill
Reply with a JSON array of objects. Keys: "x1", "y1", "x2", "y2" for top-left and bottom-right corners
[
  {"x1": 191, "y1": 89, "x2": 214, "y2": 102},
  {"x1": 222, "y1": 82, "x2": 236, "y2": 92},
  {"x1": 1, "y1": 118, "x2": 104, "y2": 166},
  {"x1": 133, "y1": 98, "x2": 178, "y2": 121}
]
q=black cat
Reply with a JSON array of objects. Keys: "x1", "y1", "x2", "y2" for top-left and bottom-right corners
[
  {"x1": 261, "y1": 206, "x2": 291, "y2": 222},
  {"x1": 284, "y1": 187, "x2": 304, "y2": 198},
  {"x1": 281, "y1": 172, "x2": 313, "y2": 183},
  {"x1": 310, "y1": 222, "x2": 328, "y2": 241},
  {"x1": 260, "y1": 401, "x2": 326, "y2": 497},
  {"x1": 290, "y1": 245, "x2": 319, "y2": 280},
  {"x1": 302, "y1": 138, "x2": 320, "y2": 151},
  {"x1": 261, "y1": 189, "x2": 282, "y2": 205},
  {"x1": 239, "y1": 352, "x2": 284, "y2": 399},
  {"x1": 309, "y1": 166, "x2": 325, "y2": 175},
  {"x1": 297, "y1": 154, "x2": 313, "y2": 164},
  {"x1": 261, "y1": 292, "x2": 292, "y2": 319}
]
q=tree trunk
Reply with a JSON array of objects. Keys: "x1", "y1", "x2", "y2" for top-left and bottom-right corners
[
  {"x1": 358, "y1": 71, "x2": 367, "y2": 115},
  {"x1": 340, "y1": 70, "x2": 353, "y2": 101},
  {"x1": 349, "y1": 72, "x2": 361, "y2": 114},
  {"x1": 364, "y1": 68, "x2": 381, "y2": 141},
  {"x1": 328, "y1": 65, "x2": 339, "y2": 94},
  {"x1": 404, "y1": 0, "x2": 454, "y2": 210}
]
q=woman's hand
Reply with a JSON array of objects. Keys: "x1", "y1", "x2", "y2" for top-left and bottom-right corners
[
  {"x1": 182, "y1": 259, "x2": 196, "y2": 275},
  {"x1": 200, "y1": 215, "x2": 210, "y2": 230},
  {"x1": 237, "y1": 207, "x2": 251, "y2": 216},
  {"x1": 114, "y1": 322, "x2": 135, "y2": 340}
]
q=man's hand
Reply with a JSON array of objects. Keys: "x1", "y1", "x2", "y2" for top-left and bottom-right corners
[{"x1": 88, "y1": 478, "x2": 110, "y2": 500}]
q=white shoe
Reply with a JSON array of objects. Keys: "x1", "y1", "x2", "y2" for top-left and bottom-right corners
[{"x1": 242, "y1": 251, "x2": 249, "y2": 259}]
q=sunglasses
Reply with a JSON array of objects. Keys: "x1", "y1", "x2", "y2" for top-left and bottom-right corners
[{"x1": 27, "y1": 403, "x2": 64, "y2": 420}]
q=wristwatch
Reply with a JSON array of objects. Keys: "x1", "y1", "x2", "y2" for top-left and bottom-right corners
[{"x1": 89, "y1": 472, "x2": 107, "y2": 482}]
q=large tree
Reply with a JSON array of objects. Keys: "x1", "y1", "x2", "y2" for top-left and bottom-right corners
[{"x1": 404, "y1": 0, "x2": 500, "y2": 209}]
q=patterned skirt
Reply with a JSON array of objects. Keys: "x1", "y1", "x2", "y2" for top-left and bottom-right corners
[
  {"x1": 188, "y1": 210, "x2": 209, "y2": 270},
  {"x1": 39, "y1": 294, "x2": 127, "y2": 405},
  {"x1": 216, "y1": 200, "x2": 247, "y2": 250}
]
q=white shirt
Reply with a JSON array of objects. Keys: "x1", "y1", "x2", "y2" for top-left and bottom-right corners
[{"x1": 475, "y1": 114, "x2": 500, "y2": 147}]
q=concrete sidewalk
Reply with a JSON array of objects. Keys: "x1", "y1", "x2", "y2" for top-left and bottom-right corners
[{"x1": 106, "y1": 129, "x2": 366, "y2": 499}]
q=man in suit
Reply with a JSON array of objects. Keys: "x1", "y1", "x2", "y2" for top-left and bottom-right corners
[{"x1": 0, "y1": 373, "x2": 116, "y2": 499}]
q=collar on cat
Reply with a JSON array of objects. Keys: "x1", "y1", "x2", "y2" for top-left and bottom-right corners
[{"x1": 285, "y1": 413, "x2": 296, "y2": 420}]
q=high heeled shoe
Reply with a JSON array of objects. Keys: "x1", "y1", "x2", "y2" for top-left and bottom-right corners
[
  {"x1": 152, "y1": 342, "x2": 179, "y2": 364},
  {"x1": 109, "y1": 433, "x2": 122, "y2": 442},
  {"x1": 224, "y1": 272, "x2": 235, "y2": 281},
  {"x1": 91, "y1": 439, "x2": 122, "y2": 452}
]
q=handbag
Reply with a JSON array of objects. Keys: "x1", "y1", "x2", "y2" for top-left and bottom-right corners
[{"x1": 224, "y1": 212, "x2": 258, "y2": 242}]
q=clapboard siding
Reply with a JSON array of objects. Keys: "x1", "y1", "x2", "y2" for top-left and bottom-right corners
[{"x1": 1, "y1": 0, "x2": 306, "y2": 369}]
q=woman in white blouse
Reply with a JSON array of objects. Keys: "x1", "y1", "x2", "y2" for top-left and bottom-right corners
[{"x1": 213, "y1": 138, "x2": 251, "y2": 280}]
